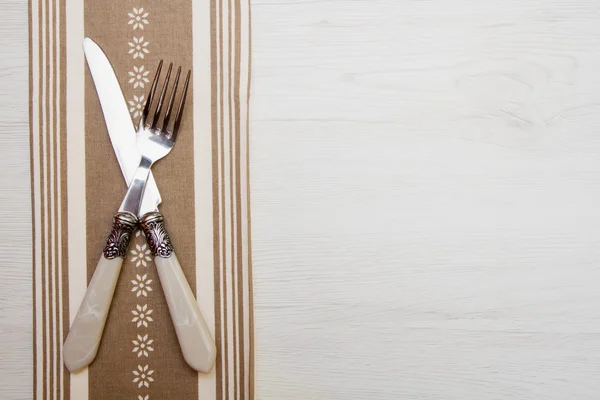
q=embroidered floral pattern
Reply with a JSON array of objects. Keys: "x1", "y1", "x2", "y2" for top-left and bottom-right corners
[
  {"x1": 131, "y1": 243, "x2": 152, "y2": 267},
  {"x1": 128, "y1": 95, "x2": 145, "y2": 118},
  {"x1": 131, "y1": 273, "x2": 153, "y2": 297},
  {"x1": 129, "y1": 65, "x2": 151, "y2": 88},
  {"x1": 128, "y1": 7, "x2": 149, "y2": 30},
  {"x1": 128, "y1": 36, "x2": 149, "y2": 59},
  {"x1": 132, "y1": 365, "x2": 155, "y2": 388},
  {"x1": 131, "y1": 304, "x2": 154, "y2": 328},
  {"x1": 132, "y1": 334, "x2": 155, "y2": 357},
  {"x1": 126, "y1": 8, "x2": 156, "y2": 399}
]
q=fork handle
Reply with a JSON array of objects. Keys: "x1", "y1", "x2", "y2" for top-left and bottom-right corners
[
  {"x1": 140, "y1": 212, "x2": 217, "y2": 373},
  {"x1": 63, "y1": 212, "x2": 137, "y2": 372}
]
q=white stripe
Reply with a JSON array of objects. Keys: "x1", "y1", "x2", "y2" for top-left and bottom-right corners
[
  {"x1": 31, "y1": 0, "x2": 43, "y2": 397},
  {"x1": 55, "y1": 0, "x2": 64, "y2": 396},
  {"x1": 216, "y1": 0, "x2": 227, "y2": 395},
  {"x1": 230, "y1": 1, "x2": 241, "y2": 396},
  {"x1": 193, "y1": 0, "x2": 218, "y2": 398},
  {"x1": 238, "y1": 0, "x2": 251, "y2": 396},
  {"x1": 48, "y1": 0, "x2": 58, "y2": 398},
  {"x1": 41, "y1": 0, "x2": 51, "y2": 396},
  {"x1": 66, "y1": 0, "x2": 88, "y2": 397},
  {"x1": 231, "y1": 0, "x2": 240, "y2": 396},
  {"x1": 222, "y1": 0, "x2": 236, "y2": 397}
]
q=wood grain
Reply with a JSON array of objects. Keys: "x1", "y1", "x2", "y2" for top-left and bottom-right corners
[
  {"x1": 250, "y1": 0, "x2": 600, "y2": 399},
  {"x1": 0, "y1": 1, "x2": 33, "y2": 400},
  {"x1": 3, "y1": 0, "x2": 600, "y2": 398}
]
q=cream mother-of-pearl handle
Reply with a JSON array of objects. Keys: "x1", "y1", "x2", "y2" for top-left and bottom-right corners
[
  {"x1": 63, "y1": 212, "x2": 137, "y2": 373},
  {"x1": 140, "y1": 212, "x2": 217, "y2": 373}
]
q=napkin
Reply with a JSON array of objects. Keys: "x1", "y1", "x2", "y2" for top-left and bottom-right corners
[{"x1": 30, "y1": 0, "x2": 253, "y2": 398}]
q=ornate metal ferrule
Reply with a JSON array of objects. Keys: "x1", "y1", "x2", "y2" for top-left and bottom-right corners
[
  {"x1": 103, "y1": 211, "x2": 138, "y2": 259},
  {"x1": 140, "y1": 212, "x2": 174, "y2": 258}
]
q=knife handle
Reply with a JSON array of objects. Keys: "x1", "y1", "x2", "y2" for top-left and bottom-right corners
[
  {"x1": 140, "y1": 212, "x2": 217, "y2": 373},
  {"x1": 63, "y1": 212, "x2": 137, "y2": 373}
]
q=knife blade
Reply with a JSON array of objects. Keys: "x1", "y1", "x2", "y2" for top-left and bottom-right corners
[{"x1": 83, "y1": 37, "x2": 161, "y2": 215}]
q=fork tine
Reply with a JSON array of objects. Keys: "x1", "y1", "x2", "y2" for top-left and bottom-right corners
[
  {"x1": 151, "y1": 62, "x2": 173, "y2": 131},
  {"x1": 161, "y1": 66, "x2": 181, "y2": 135},
  {"x1": 171, "y1": 69, "x2": 191, "y2": 141},
  {"x1": 140, "y1": 60, "x2": 163, "y2": 129}
]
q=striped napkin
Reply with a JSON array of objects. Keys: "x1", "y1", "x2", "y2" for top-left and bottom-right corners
[{"x1": 30, "y1": 0, "x2": 253, "y2": 398}]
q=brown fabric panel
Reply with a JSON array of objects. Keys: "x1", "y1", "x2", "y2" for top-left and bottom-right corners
[{"x1": 83, "y1": 1, "x2": 197, "y2": 398}]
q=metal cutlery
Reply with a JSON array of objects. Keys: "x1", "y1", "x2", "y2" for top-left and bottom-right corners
[{"x1": 63, "y1": 39, "x2": 216, "y2": 374}]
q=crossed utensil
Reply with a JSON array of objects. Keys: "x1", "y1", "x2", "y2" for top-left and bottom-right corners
[{"x1": 63, "y1": 38, "x2": 216, "y2": 374}]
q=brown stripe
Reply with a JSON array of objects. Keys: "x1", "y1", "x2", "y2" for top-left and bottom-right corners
[
  {"x1": 52, "y1": 0, "x2": 60, "y2": 395},
  {"x1": 47, "y1": 2, "x2": 52, "y2": 395},
  {"x1": 227, "y1": 0, "x2": 239, "y2": 397},
  {"x1": 46, "y1": 0, "x2": 55, "y2": 395},
  {"x1": 233, "y1": 0, "x2": 244, "y2": 397},
  {"x1": 40, "y1": 142, "x2": 46, "y2": 400},
  {"x1": 41, "y1": 0, "x2": 45, "y2": 394},
  {"x1": 211, "y1": 0, "x2": 224, "y2": 397},
  {"x1": 54, "y1": 0, "x2": 62, "y2": 394},
  {"x1": 47, "y1": 0, "x2": 54, "y2": 392},
  {"x1": 46, "y1": 0, "x2": 55, "y2": 393},
  {"x1": 51, "y1": 0, "x2": 56, "y2": 392},
  {"x1": 246, "y1": 0, "x2": 254, "y2": 397},
  {"x1": 29, "y1": 0, "x2": 37, "y2": 397},
  {"x1": 219, "y1": 0, "x2": 229, "y2": 397},
  {"x1": 38, "y1": 0, "x2": 45, "y2": 396}
]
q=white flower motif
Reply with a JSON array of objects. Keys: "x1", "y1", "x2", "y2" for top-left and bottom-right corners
[
  {"x1": 132, "y1": 334, "x2": 154, "y2": 357},
  {"x1": 128, "y1": 95, "x2": 145, "y2": 118},
  {"x1": 128, "y1": 7, "x2": 149, "y2": 30},
  {"x1": 128, "y1": 36, "x2": 149, "y2": 59},
  {"x1": 128, "y1": 65, "x2": 150, "y2": 88},
  {"x1": 138, "y1": 396, "x2": 149, "y2": 400},
  {"x1": 131, "y1": 273, "x2": 153, "y2": 297},
  {"x1": 131, "y1": 304, "x2": 154, "y2": 328},
  {"x1": 136, "y1": 229, "x2": 143, "y2": 238},
  {"x1": 132, "y1": 365, "x2": 154, "y2": 388},
  {"x1": 131, "y1": 243, "x2": 152, "y2": 267}
]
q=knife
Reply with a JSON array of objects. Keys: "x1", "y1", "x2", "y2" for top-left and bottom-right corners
[
  {"x1": 63, "y1": 38, "x2": 216, "y2": 373},
  {"x1": 83, "y1": 39, "x2": 161, "y2": 212}
]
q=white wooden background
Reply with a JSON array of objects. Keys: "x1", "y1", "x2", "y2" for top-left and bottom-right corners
[
  {"x1": 3, "y1": 0, "x2": 600, "y2": 399},
  {"x1": 0, "y1": 0, "x2": 34, "y2": 399}
]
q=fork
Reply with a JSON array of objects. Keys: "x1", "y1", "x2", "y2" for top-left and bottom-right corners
[
  {"x1": 64, "y1": 61, "x2": 215, "y2": 373},
  {"x1": 118, "y1": 61, "x2": 184, "y2": 217}
]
